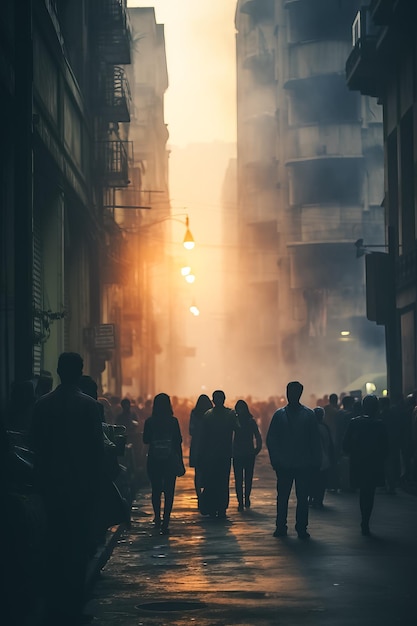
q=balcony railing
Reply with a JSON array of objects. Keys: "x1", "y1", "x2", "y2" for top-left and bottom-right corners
[
  {"x1": 287, "y1": 40, "x2": 351, "y2": 83},
  {"x1": 286, "y1": 124, "x2": 362, "y2": 162},
  {"x1": 98, "y1": 140, "x2": 130, "y2": 187},
  {"x1": 346, "y1": 8, "x2": 382, "y2": 97},
  {"x1": 94, "y1": 0, "x2": 131, "y2": 65},
  {"x1": 100, "y1": 66, "x2": 131, "y2": 122}
]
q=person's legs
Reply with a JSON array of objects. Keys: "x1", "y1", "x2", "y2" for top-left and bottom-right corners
[
  {"x1": 314, "y1": 470, "x2": 328, "y2": 507},
  {"x1": 309, "y1": 467, "x2": 319, "y2": 505},
  {"x1": 217, "y1": 458, "x2": 232, "y2": 517},
  {"x1": 151, "y1": 475, "x2": 163, "y2": 524},
  {"x1": 359, "y1": 485, "x2": 375, "y2": 534},
  {"x1": 233, "y1": 457, "x2": 244, "y2": 510},
  {"x1": 275, "y1": 469, "x2": 293, "y2": 534},
  {"x1": 244, "y1": 455, "x2": 255, "y2": 507},
  {"x1": 294, "y1": 468, "x2": 311, "y2": 537},
  {"x1": 161, "y1": 474, "x2": 177, "y2": 533},
  {"x1": 194, "y1": 466, "x2": 203, "y2": 503},
  {"x1": 44, "y1": 504, "x2": 91, "y2": 624}
]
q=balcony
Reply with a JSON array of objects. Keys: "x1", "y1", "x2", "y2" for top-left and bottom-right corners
[
  {"x1": 286, "y1": 40, "x2": 351, "y2": 84},
  {"x1": 286, "y1": 123, "x2": 362, "y2": 163},
  {"x1": 243, "y1": 27, "x2": 274, "y2": 81},
  {"x1": 94, "y1": 0, "x2": 131, "y2": 65},
  {"x1": 288, "y1": 241, "x2": 364, "y2": 290},
  {"x1": 98, "y1": 140, "x2": 130, "y2": 187},
  {"x1": 345, "y1": 8, "x2": 382, "y2": 97},
  {"x1": 298, "y1": 204, "x2": 364, "y2": 243},
  {"x1": 240, "y1": 0, "x2": 274, "y2": 20},
  {"x1": 287, "y1": 157, "x2": 363, "y2": 207},
  {"x1": 100, "y1": 66, "x2": 131, "y2": 123}
]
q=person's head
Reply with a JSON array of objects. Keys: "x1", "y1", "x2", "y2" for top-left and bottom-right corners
[
  {"x1": 121, "y1": 398, "x2": 131, "y2": 411},
  {"x1": 329, "y1": 393, "x2": 338, "y2": 406},
  {"x1": 152, "y1": 393, "x2": 173, "y2": 418},
  {"x1": 314, "y1": 406, "x2": 325, "y2": 423},
  {"x1": 362, "y1": 394, "x2": 379, "y2": 418},
  {"x1": 235, "y1": 399, "x2": 251, "y2": 419},
  {"x1": 341, "y1": 395, "x2": 355, "y2": 411},
  {"x1": 286, "y1": 381, "x2": 303, "y2": 405},
  {"x1": 378, "y1": 396, "x2": 390, "y2": 411},
  {"x1": 212, "y1": 390, "x2": 226, "y2": 407},
  {"x1": 79, "y1": 375, "x2": 98, "y2": 400},
  {"x1": 195, "y1": 394, "x2": 213, "y2": 413},
  {"x1": 57, "y1": 352, "x2": 83, "y2": 385}
]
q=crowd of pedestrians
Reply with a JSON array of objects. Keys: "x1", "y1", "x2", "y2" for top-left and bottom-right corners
[{"x1": 2, "y1": 351, "x2": 417, "y2": 625}]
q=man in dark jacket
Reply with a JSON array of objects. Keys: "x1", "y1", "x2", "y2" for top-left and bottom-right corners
[
  {"x1": 30, "y1": 352, "x2": 104, "y2": 626},
  {"x1": 198, "y1": 390, "x2": 239, "y2": 519},
  {"x1": 343, "y1": 394, "x2": 388, "y2": 536},
  {"x1": 266, "y1": 381, "x2": 321, "y2": 539}
]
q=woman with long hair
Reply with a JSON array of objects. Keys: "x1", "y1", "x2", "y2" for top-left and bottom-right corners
[
  {"x1": 143, "y1": 393, "x2": 184, "y2": 535},
  {"x1": 189, "y1": 394, "x2": 213, "y2": 506},
  {"x1": 233, "y1": 399, "x2": 262, "y2": 511}
]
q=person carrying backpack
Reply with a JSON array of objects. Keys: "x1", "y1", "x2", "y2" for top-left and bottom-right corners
[{"x1": 143, "y1": 393, "x2": 184, "y2": 535}]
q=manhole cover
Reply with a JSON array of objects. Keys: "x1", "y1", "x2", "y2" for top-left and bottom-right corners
[{"x1": 136, "y1": 600, "x2": 206, "y2": 613}]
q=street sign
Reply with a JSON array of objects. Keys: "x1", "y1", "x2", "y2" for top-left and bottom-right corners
[{"x1": 94, "y1": 324, "x2": 116, "y2": 349}]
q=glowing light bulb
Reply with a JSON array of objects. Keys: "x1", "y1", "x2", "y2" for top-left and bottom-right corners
[
  {"x1": 185, "y1": 273, "x2": 195, "y2": 284},
  {"x1": 181, "y1": 266, "x2": 191, "y2": 276}
]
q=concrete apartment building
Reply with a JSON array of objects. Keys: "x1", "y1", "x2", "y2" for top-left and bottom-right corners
[{"x1": 234, "y1": 0, "x2": 385, "y2": 398}]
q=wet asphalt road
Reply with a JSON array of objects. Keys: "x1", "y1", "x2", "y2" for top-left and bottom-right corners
[{"x1": 88, "y1": 451, "x2": 417, "y2": 625}]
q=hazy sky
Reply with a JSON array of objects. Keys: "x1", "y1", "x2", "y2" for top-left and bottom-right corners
[
  {"x1": 127, "y1": 1, "x2": 237, "y2": 147},
  {"x1": 127, "y1": 2, "x2": 238, "y2": 396}
]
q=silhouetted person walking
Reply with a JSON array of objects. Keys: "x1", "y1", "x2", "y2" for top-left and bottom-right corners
[
  {"x1": 189, "y1": 394, "x2": 213, "y2": 507},
  {"x1": 198, "y1": 390, "x2": 239, "y2": 519},
  {"x1": 143, "y1": 393, "x2": 184, "y2": 535},
  {"x1": 30, "y1": 352, "x2": 104, "y2": 626},
  {"x1": 308, "y1": 406, "x2": 335, "y2": 508},
  {"x1": 267, "y1": 381, "x2": 321, "y2": 539},
  {"x1": 335, "y1": 395, "x2": 355, "y2": 491},
  {"x1": 343, "y1": 394, "x2": 389, "y2": 535},
  {"x1": 233, "y1": 399, "x2": 262, "y2": 511}
]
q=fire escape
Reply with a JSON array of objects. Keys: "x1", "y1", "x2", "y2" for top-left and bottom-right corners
[
  {"x1": 91, "y1": 0, "x2": 133, "y2": 393},
  {"x1": 94, "y1": 0, "x2": 132, "y2": 191}
]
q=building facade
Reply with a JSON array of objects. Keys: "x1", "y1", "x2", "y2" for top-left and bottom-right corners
[
  {"x1": 346, "y1": 0, "x2": 417, "y2": 397},
  {"x1": 109, "y1": 7, "x2": 172, "y2": 399},
  {"x1": 235, "y1": 0, "x2": 385, "y2": 398},
  {"x1": 0, "y1": 0, "x2": 132, "y2": 408}
]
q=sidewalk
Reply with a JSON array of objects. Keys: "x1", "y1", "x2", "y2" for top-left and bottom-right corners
[{"x1": 86, "y1": 452, "x2": 417, "y2": 625}]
